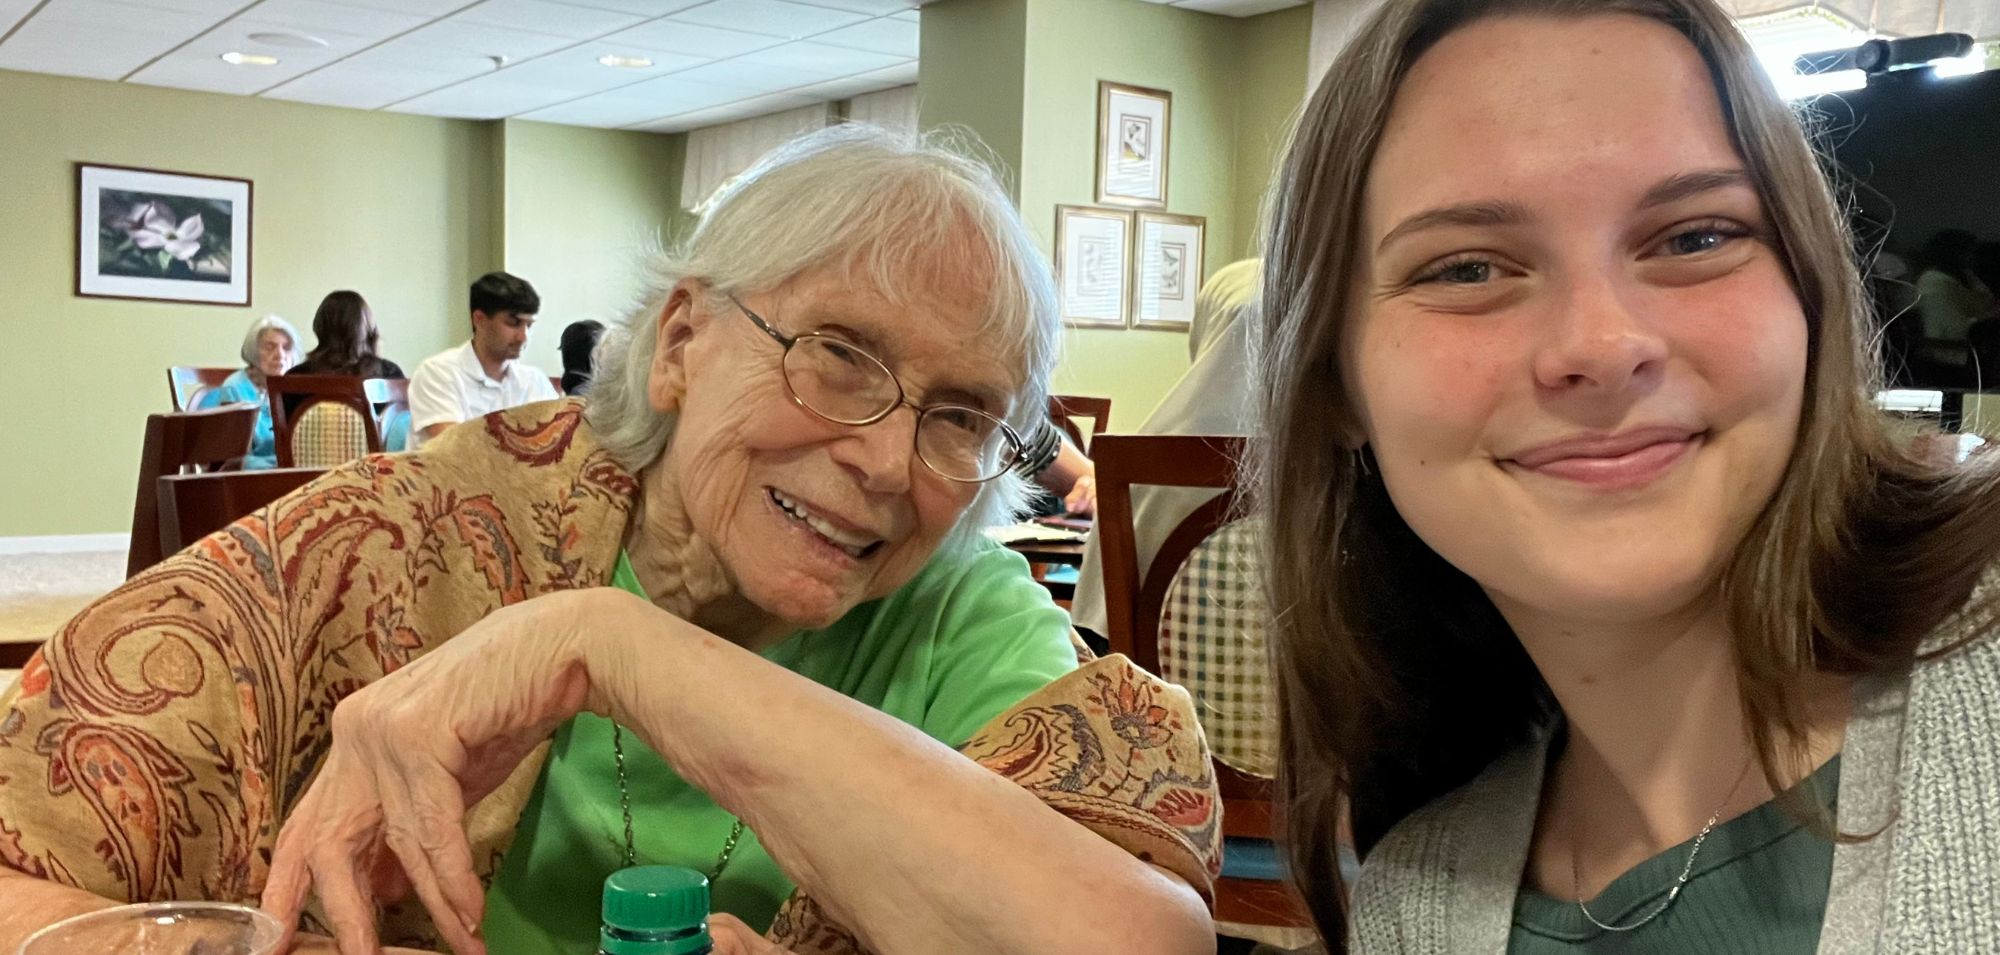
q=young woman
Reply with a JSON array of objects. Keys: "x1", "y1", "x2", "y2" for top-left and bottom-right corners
[{"x1": 1253, "y1": 0, "x2": 2000, "y2": 950}]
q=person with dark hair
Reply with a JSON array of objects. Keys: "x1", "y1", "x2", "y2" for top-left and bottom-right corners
[
  {"x1": 1914, "y1": 229, "x2": 1997, "y2": 355},
  {"x1": 290, "y1": 290, "x2": 406, "y2": 379},
  {"x1": 559, "y1": 319, "x2": 606, "y2": 395},
  {"x1": 407, "y1": 270, "x2": 559, "y2": 448}
]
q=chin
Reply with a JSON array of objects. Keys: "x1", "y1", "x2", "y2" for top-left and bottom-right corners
[
  {"x1": 1514, "y1": 549, "x2": 1721, "y2": 624},
  {"x1": 741, "y1": 574, "x2": 854, "y2": 630}
]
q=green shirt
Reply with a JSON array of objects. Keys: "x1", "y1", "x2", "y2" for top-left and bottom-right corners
[
  {"x1": 482, "y1": 542, "x2": 1078, "y2": 954},
  {"x1": 1509, "y1": 756, "x2": 1841, "y2": 954}
]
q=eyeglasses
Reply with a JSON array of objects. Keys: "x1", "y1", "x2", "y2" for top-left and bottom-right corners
[{"x1": 731, "y1": 296, "x2": 1025, "y2": 483}]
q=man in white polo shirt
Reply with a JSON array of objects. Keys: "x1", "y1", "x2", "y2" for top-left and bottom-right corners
[{"x1": 407, "y1": 271, "x2": 560, "y2": 448}]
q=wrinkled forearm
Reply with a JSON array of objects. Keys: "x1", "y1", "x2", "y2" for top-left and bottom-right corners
[
  {"x1": 580, "y1": 593, "x2": 1210, "y2": 955},
  {"x1": 0, "y1": 865, "x2": 122, "y2": 952}
]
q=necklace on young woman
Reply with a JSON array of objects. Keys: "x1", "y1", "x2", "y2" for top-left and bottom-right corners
[
  {"x1": 612, "y1": 722, "x2": 745, "y2": 881},
  {"x1": 1569, "y1": 757, "x2": 1754, "y2": 933}
]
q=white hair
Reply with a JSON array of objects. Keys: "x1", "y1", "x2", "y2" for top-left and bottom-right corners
[
  {"x1": 241, "y1": 313, "x2": 304, "y2": 368},
  {"x1": 587, "y1": 124, "x2": 1061, "y2": 545}
]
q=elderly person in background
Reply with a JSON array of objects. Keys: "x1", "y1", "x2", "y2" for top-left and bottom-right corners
[
  {"x1": 0, "y1": 127, "x2": 1217, "y2": 955},
  {"x1": 196, "y1": 313, "x2": 303, "y2": 470}
]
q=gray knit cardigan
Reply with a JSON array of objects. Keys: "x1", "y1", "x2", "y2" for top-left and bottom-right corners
[{"x1": 1348, "y1": 597, "x2": 2000, "y2": 953}]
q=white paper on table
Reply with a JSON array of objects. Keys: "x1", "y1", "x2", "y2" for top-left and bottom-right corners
[{"x1": 983, "y1": 521, "x2": 1090, "y2": 545}]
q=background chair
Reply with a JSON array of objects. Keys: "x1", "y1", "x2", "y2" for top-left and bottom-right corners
[
  {"x1": 268, "y1": 376, "x2": 408, "y2": 468},
  {"x1": 167, "y1": 366, "x2": 237, "y2": 411},
  {"x1": 157, "y1": 467, "x2": 325, "y2": 557},
  {"x1": 1048, "y1": 394, "x2": 1112, "y2": 452},
  {"x1": 1092, "y1": 433, "x2": 1315, "y2": 938},
  {"x1": 126, "y1": 405, "x2": 259, "y2": 578}
]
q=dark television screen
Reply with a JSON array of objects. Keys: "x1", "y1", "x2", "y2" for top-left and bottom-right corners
[{"x1": 1806, "y1": 65, "x2": 2000, "y2": 391}]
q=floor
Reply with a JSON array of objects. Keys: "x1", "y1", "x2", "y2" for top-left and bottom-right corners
[{"x1": 0, "y1": 548, "x2": 124, "y2": 692}]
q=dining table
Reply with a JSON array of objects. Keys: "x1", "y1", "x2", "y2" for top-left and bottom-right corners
[{"x1": 995, "y1": 516, "x2": 1091, "y2": 602}]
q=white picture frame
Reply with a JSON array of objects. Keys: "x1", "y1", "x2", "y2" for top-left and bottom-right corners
[
  {"x1": 1095, "y1": 81, "x2": 1171, "y2": 209},
  {"x1": 1133, "y1": 211, "x2": 1205, "y2": 331},
  {"x1": 1055, "y1": 204, "x2": 1133, "y2": 329},
  {"x1": 77, "y1": 163, "x2": 253, "y2": 306}
]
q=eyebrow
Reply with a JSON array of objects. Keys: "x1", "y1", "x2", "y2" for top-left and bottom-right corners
[{"x1": 1374, "y1": 168, "x2": 1758, "y2": 255}]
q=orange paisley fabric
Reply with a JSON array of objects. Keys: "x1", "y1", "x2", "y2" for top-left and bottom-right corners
[{"x1": 0, "y1": 399, "x2": 1220, "y2": 951}]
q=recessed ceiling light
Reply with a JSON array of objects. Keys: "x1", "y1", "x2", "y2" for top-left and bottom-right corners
[
  {"x1": 597, "y1": 53, "x2": 654, "y2": 69},
  {"x1": 220, "y1": 51, "x2": 280, "y2": 66},
  {"x1": 248, "y1": 30, "x2": 328, "y2": 49}
]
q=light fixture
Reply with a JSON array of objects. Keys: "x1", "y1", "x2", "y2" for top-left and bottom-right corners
[
  {"x1": 247, "y1": 30, "x2": 327, "y2": 48},
  {"x1": 1931, "y1": 54, "x2": 1984, "y2": 77},
  {"x1": 220, "y1": 51, "x2": 280, "y2": 66},
  {"x1": 597, "y1": 53, "x2": 654, "y2": 69}
]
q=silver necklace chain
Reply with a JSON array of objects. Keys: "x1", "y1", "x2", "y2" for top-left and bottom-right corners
[
  {"x1": 1570, "y1": 759, "x2": 1753, "y2": 933},
  {"x1": 613, "y1": 722, "x2": 744, "y2": 881}
]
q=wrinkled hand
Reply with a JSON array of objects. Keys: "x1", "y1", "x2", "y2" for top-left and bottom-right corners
[
  {"x1": 710, "y1": 914, "x2": 797, "y2": 955},
  {"x1": 1062, "y1": 475, "x2": 1098, "y2": 518},
  {"x1": 261, "y1": 589, "x2": 631, "y2": 955}
]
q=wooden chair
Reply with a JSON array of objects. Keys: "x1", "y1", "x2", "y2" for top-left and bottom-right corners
[
  {"x1": 1048, "y1": 395, "x2": 1112, "y2": 452},
  {"x1": 167, "y1": 366, "x2": 238, "y2": 411},
  {"x1": 126, "y1": 405, "x2": 260, "y2": 578},
  {"x1": 268, "y1": 376, "x2": 409, "y2": 468},
  {"x1": 157, "y1": 467, "x2": 326, "y2": 556},
  {"x1": 1092, "y1": 434, "x2": 1313, "y2": 931}
]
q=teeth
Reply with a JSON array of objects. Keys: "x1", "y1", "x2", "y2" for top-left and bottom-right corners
[{"x1": 770, "y1": 490, "x2": 874, "y2": 557}]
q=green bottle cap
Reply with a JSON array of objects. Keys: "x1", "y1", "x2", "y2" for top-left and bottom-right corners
[{"x1": 600, "y1": 865, "x2": 711, "y2": 955}]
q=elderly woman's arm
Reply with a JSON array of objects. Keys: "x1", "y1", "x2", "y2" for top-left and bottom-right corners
[{"x1": 265, "y1": 587, "x2": 1212, "y2": 955}]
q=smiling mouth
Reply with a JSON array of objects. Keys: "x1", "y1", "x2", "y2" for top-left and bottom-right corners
[{"x1": 768, "y1": 488, "x2": 884, "y2": 560}]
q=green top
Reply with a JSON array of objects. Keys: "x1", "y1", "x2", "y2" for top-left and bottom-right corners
[
  {"x1": 1509, "y1": 756, "x2": 1841, "y2": 954},
  {"x1": 483, "y1": 543, "x2": 1080, "y2": 954}
]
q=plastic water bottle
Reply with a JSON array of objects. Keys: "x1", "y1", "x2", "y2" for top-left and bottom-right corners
[{"x1": 598, "y1": 865, "x2": 713, "y2": 955}]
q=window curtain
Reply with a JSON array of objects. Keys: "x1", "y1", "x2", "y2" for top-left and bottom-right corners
[
  {"x1": 680, "y1": 103, "x2": 835, "y2": 212},
  {"x1": 845, "y1": 84, "x2": 919, "y2": 134}
]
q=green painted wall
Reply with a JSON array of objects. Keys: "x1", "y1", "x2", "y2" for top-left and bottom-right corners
[
  {"x1": 0, "y1": 69, "x2": 685, "y2": 538},
  {"x1": 918, "y1": 0, "x2": 1030, "y2": 199},
  {"x1": 498, "y1": 119, "x2": 688, "y2": 377},
  {"x1": 1015, "y1": 0, "x2": 1306, "y2": 426}
]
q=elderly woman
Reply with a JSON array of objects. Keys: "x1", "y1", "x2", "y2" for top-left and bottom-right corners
[
  {"x1": 0, "y1": 127, "x2": 1217, "y2": 955},
  {"x1": 197, "y1": 313, "x2": 303, "y2": 469}
]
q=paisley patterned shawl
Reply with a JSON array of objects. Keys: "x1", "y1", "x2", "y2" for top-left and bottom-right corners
[{"x1": 0, "y1": 399, "x2": 1221, "y2": 951}]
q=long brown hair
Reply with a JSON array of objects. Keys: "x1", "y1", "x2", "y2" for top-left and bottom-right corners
[
  {"x1": 1251, "y1": 0, "x2": 2000, "y2": 942},
  {"x1": 305, "y1": 290, "x2": 384, "y2": 375}
]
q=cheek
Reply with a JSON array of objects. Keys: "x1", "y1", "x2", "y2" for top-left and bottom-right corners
[
  {"x1": 1353, "y1": 314, "x2": 1521, "y2": 462},
  {"x1": 669, "y1": 368, "x2": 819, "y2": 539},
  {"x1": 1673, "y1": 278, "x2": 1809, "y2": 422}
]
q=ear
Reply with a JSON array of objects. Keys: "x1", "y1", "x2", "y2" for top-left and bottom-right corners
[{"x1": 646, "y1": 281, "x2": 707, "y2": 414}]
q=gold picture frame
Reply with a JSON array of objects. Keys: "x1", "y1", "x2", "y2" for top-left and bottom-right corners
[
  {"x1": 1054, "y1": 204, "x2": 1133, "y2": 328},
  {"x1": 1131, "y1": 211, "x2": 1205, "y2": 331},
  {"x1": 1095, "y1": 80, "x2": 1172, "y2": 209}
]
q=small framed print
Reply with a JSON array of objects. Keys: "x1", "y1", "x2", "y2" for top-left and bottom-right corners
[
  {"x1": 1095, "y1": 81, "x2": 1171, "y2": 209},
  {"x1": 1054, "y1": 205, "x2": 1132, "y2": 328},
  {"x1": 1132, "y1": 211, "x2": 1205, "y2": 330},
  {"x1": 77, "y1": 163, "x2": 253, "y2": 306}
]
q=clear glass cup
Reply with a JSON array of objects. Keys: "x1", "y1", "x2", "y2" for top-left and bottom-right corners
[{"x1": 16, "y1": 901, "x2": 282, "y2": 955}]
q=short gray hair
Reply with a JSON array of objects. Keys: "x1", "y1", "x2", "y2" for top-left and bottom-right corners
[
  {"x1": 587, "y1": 124, "x2": 1061, "y2": 542},
  {"x1": 241, "y1": 313, "x2": 303, "y2": 367}
]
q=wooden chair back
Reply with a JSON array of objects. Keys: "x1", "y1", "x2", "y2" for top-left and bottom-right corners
[
  {"x1": 157, "y1": 467, "x2": 326, "y2": 556},
  {"x1": 126, "y1": 405, "x2": 259, "y2": 578},
  {"x1": 1091, "y1": 433, "x2": 1311, "y2": 929},
  {"x1": 167, "y1": 366, "x2": 237, "y2": 411},
  {"x1": 1048, "y1": 395, "x2": 1112, "y2": 452},
  {"x1": 268, "y1": 376, "x2": 408, "y2": 468}
]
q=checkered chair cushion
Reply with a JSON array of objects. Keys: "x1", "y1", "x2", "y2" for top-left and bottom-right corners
[
  {"x1": 1158, "y1": 518, "x2": 1276, "y2": 778},
  {"x1": 291, "y1": 402, "x2": 371, "y2": 468}
]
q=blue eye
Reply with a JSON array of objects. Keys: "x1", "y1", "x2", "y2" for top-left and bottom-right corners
[
  {"x1": 1661, "y1": 221, "x2": 1750, "y2": 256},
  {"x1": 1416, "y1": 258, "x2": 1492, "y2": 285}
]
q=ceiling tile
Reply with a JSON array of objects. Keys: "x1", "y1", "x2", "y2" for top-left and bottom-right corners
[
  {"x1": 598, "y1": 18, "x2": 774, "y2": 57},
  {"x1": 667, "y1": 55, "x2": 824, "y2": 90},
  {"x1": 0, "y1": 0, "x2": 34, "y2": 34},
  {"x1": 264, "y1": 59, "x2": 480, "y2": 107},
  {"x1": 397, "y1": 18, "x2": 575, "y2": 59},
  {"x1": 518, "y1": 73, "x2": 743, "y2": 125},
  {"x1": 737, "y1": 39, "x2": 902, "y2": 77},
  {"x1": 323, "y1": 0, "x2": 470, "y2": 16},
  {"x1": 127, "y1": 17, "x2": 368, "y2": 93},
  {"x1": 225, "y1": 0, "x2": 429, "y2": 42},
  {"x1": 0, "y1": 34, "x2": 157, "y2": 79},
  {"x1": 629, "y1": 90, "x2": 816, "y2": 130},
  {"x1": 550, "y1": 0, "x2": 701, "y2": 15},
  {"x1": 109, "y1": 0, "x2": 253, "y2": 16},
  {"x1": 339, "y1": 35, "x2": 509, "y2": 74},
  {"x1": 453, "y1": 0, "x2": 643, "y2": 40},
  {"x1": 889, "y1": 8, "x2": 913, "y2": 20},
  {"x1": 390, "y1": 78, "x2": 573, "y2": 117},
  {"x1": 791, "y1": 0, "x2": 912, "y2": 12},
  {"x1": 788, "y1": 57, "x2": 908, "y2": 98},
  {"x1": 810, "y1": 16, "x2": 915, "y2": 56},
  {"x1": 1170, "y1": 0, "x2": 1305, "y2": 15},
  {"x1": 666, "y1": 0, "x2": 867, "y2": 39}
]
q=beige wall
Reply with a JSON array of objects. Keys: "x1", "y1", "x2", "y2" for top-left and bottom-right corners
[{"x1": 0, "y1": 69, "x2": 685, "y2": 538}]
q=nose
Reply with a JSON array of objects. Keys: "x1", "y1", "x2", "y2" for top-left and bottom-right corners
[
  {"x1": 827, "y1": 404, "x2": 918, "y2": 496},
  {"x1": 1531, "y1": 272, "x2": 1668, "y2": 394}
]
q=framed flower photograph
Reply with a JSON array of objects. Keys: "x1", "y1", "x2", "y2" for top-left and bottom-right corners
[
  {"x1": 1055, "y1": 204, "x2": 1133, "y2": 328},
  {"x1": 1095, "y1": 81, "x2": 1171, "y2": 209},
  {"x1": 77, "y1": 163, "x2": 252, "y2": 306},
  {"x1": 1132, "y1": 211, "x2": 1205, "y2": 331}
]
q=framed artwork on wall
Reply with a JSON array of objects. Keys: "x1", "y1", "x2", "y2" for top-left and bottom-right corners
[
  {"x1": 1132, "y1": 211, "x2": 1205, "y2": 331},
  {"x1": 1054, "y1": 204, "x2": 1133, "y2": 328},
  {"x1": 1095, "y1": 80, "x2": 1171, "y2": 209},
  {"x1": 77, "y1": 162, "x2": 252, "y2": 306}
]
